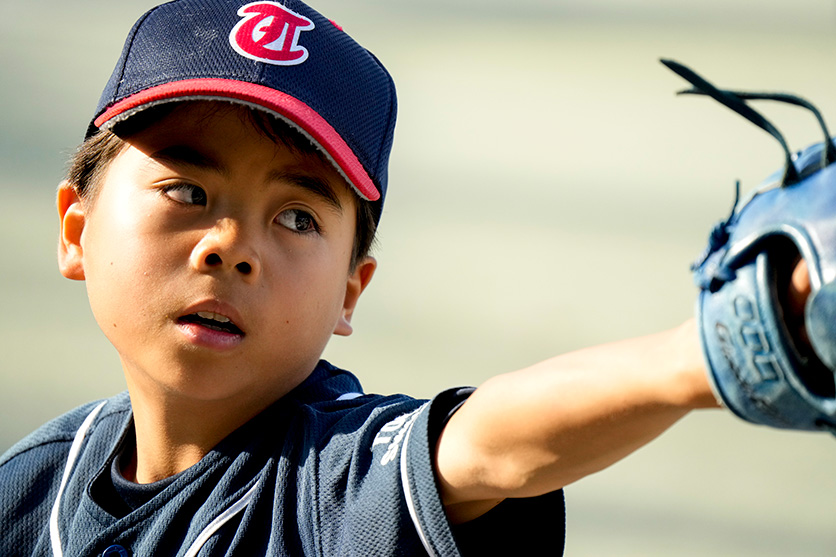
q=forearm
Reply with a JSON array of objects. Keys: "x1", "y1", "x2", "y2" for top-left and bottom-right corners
[{"x1": 436, "y1": 319, "x2": 718, "y2": 520}]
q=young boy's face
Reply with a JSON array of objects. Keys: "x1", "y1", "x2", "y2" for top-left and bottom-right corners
[{"x1": 57, "y1": 102, "x2": 375, "y2": 406}]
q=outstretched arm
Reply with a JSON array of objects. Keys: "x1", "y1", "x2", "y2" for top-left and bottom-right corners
[
  {"x1": 437, "y1": 261, "x2": 813, "y2": 525},
  {"x1": 435, "y1": 319, "x2": 716, "y2": 524}
]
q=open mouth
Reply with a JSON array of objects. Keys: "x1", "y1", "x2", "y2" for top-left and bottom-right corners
[{"x1": 178, "y1": 311, "x2": 245, "y2": 336}]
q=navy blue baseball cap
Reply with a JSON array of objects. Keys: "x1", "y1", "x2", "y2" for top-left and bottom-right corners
[{"x1": 89, "y1": 0, "x2": 397, "y2": 204}]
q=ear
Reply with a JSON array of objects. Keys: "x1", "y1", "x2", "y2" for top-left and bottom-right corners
[
  {"x1": 57, "y1": 181, "x2": 87, "y2": 280},
  {"x1": 333, "y1": 256, "x2": 377, "y2": 337}
]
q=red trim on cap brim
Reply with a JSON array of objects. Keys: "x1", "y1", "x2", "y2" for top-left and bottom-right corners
[{"x1": 94, "y1": 79, "x2": 380, "y2": 201}]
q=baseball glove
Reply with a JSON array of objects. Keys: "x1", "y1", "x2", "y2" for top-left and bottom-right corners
[{"x1": 662, "y1": 59, "x2": 836, "y2": 435}]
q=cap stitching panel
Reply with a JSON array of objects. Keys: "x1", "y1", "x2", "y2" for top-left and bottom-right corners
[{"x1": 112, "y1": 9, "x2": 158, "y2": 104}]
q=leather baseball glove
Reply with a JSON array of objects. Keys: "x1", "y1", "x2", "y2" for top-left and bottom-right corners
[{"x1": 663, "y1": 59, "x2": 836, "y2": 435}]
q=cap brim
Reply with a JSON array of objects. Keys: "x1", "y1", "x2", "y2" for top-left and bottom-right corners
[{"x1": 93, "y1": 78, "x2": 380, "y2": 201}]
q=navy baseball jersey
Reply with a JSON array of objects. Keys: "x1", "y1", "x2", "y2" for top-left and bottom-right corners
[{"x1": 0, "y1": 361, "x2": 565, "y2": 556}]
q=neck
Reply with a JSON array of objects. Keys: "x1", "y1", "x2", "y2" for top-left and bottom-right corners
[
  {"x1": 121, "y1": 374, "x2": 299, "y2": 484},
  {"x1": 123, "y1": 391, "x2": 254, "y2": 483},
  {"x1": 116, "y1": 356, "x2": 315, "y2": 484}
]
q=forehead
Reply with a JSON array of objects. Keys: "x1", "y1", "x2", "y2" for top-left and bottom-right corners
[
  {"x1": 121, "y1": 101, "x2": 320, "y2": 160},
  {"x1": 114, "y1": 101, "x2": 356, "y2": 200}
]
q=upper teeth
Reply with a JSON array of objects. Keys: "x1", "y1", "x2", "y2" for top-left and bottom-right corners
[{"x1": 196, "y1": 311, "x2": 231, "y2": 323}]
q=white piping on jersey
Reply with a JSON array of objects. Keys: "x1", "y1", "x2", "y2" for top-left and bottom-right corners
[
  {"x1": 400, "y1": 403, "x2": 438, "y2": 557},
  {"x1": 49, "y1": 400, "x2": 261, "y2": 557},
  {"x1": 335, "y1": 392, "x2": 362, "y2": 401},
  {"x1": 50, "y1": 400, "x2": 108, "y2": 557},
  {"x1": 182, "y1": 479, "x2": 262, "y2": 557}
]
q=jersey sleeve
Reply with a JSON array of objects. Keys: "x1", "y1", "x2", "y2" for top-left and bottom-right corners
[
  {"x1": 313, "y1": 387, "x2": 565, "y2": 556},
  {"x1": 403, "y1": 388, "x2": 566, "y2": 557}
]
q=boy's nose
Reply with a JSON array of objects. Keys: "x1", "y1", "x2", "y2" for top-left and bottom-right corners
[{"x1": 190, "y1": 219, "x2": 261, "y2": 280}]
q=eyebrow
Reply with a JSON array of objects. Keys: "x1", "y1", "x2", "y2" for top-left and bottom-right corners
[
  {"x1": 149, "y1": 145, "x2": 344, "y2": 213},
  {"x1": 151, "y1": 145, "x2": 224, "y2": 175},
  {"x1": 270, "y1": 172, "x2": 344, "y2": 213}
]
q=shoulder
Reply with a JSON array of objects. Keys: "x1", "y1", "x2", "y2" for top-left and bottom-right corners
[
  {"x1": 282, "y1": 364, "x2": 479, "y2": 555},
  {"x1": 289, "y1": 361, "x2": 474, "y2": 446},
  {"x1": 0, "y1": 392, "x2": 131, "y2": 468},
  {"x1": 0, "y1": 393, "x2": 131, "y2": 552}
]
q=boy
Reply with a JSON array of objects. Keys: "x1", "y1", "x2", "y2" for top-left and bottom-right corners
[{"x1": 1, "y1": 0, "x2": 803, "y2": 555}]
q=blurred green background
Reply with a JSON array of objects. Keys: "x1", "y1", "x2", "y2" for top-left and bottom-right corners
[{"x1": 1, "y1": 1, "x2": 835, "y2": 554}]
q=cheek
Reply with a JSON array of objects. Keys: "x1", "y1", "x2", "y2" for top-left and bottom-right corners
[
  {"x1": 81, "y1": 211, "x2": 184, "y2": 334},
  {"x1": 84, "y1": 214, "x2": 158, "y2": 289},
  {"x1": 267, "y1": 250, "x2": 350, "y2": 329},
  {"x1": 83, "y1": 183, "x2": 191, "y2": 278}
]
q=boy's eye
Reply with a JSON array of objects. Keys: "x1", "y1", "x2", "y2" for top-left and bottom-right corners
[
  {"x1": 162, "y1": 183, "x2": 207, "y2": 206},
  {"x1": 276, "y1": 209, "x2": 319, "y2": 233}
]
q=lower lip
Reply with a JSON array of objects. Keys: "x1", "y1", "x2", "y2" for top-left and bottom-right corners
[{"x1": 176, "y1": 321, "x2": 245, "y2": 350}]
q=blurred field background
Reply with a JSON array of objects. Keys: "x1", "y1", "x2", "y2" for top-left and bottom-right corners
[{"x1": 2, "y1": 0, "x2": 835, "y2": 554}]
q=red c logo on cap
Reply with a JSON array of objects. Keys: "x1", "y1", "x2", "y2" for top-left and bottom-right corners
[{"x1": 230, "y1": 2, "x2": 315, "y2": 65}]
